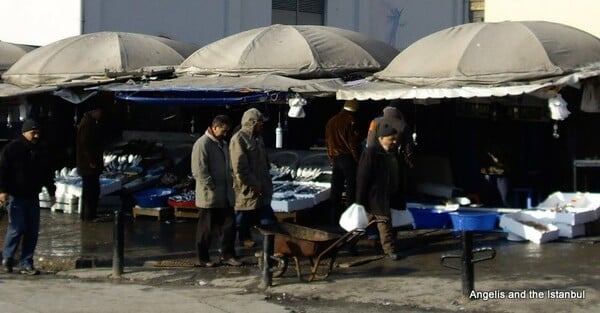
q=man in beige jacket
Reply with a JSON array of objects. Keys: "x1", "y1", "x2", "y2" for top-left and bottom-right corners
[
  {"x1": 229, "y1": 108, "x2": 276, "y2": 248},
  {"x1": 192, "y1": 115, "x2": 241, "y2": 267}
]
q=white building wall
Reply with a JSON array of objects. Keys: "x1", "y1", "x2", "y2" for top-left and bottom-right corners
[
  {"x1": 485, "y1": 0, "x2": 600, "y2": 39},
  {"x1": 1, "y1": 0, "x2": 467, "y2": 50},
  {"x1": 82, "y1": 0, "x2": 271, "y2": 46},
  {"x1": 0, "y1": 0, "x2": 82, "y2": 46},
  {"x1": 326, "y1": 0, "x2": 468, "y2": 51}
]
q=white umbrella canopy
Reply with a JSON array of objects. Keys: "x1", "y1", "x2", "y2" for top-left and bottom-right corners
[
  {"x1": 179, "y1": 24, "x2": 398, "y2": 78},
  {"x1": 2, "y1": 32, "x2": 195, "y2": 88},
  {"x1": 374, "y1": 21, "x2": 600, "y2": 87},
  {"x1": 0, "y1": 41, "x2": 36, "y2": 74}
]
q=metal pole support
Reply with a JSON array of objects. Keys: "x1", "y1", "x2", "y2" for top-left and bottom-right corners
[
  {"x1": 260, "y1": 233, "x2": 274, "y2": 289},
  {"x1": 461, "y1": 231, "x2": 474, "y2": 297},
  {"x1": 112, "y1": 206, "x2": 124, "y2": 278},
  {"x1": 440, "y1": 231, "x2": 496, "y2": 299}
]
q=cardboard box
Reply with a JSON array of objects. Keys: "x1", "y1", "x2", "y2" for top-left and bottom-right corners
[{"x1": 500, "y1": 212, "x2": 559, "y2": 244}]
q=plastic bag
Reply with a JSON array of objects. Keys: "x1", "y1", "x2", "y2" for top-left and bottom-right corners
[{"x1": 339, "y1": 203, "x2": 369, "y2": 231}]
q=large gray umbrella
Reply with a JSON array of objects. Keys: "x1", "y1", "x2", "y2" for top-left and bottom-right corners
[
  {"x1": 179, "y1": 24, "x2": 398, "y2": 78},
  {"x1": 375, "y1": 21, "x2": 600, "y2": 87},
  {"x1": 0, "y1": 41, "x2": 36, "y2": 74},
  {"x1": 2, "y1": 32, "x2": 197, "y2": 88},
  {"x1": 338, "y1": 21, "x2": 600, "y2": 100}
]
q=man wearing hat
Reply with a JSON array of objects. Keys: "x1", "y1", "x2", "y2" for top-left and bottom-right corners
[
  {"x1": 355, "y1": 120, "x2": 402, "y2": 260},
  {"x1": 0, "y1": 119, "x2": 55, "y2": 275},
  {"x1": 76, "y1": 104, "x2": 104, "y2": 222},
  {"x1": 229, "y1": 108, "x2": 276, "y2": 248},
  {"x1": 324, "y1": 99, "x2": 361, "y2": 224}
]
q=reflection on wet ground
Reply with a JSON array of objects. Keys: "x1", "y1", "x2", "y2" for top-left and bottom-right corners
[
  {"x1": 1, "y1": 208, "x2": 599, "y2": 287},
  {"x1": 0, "y1": 209, "x2": 198, "y2": 264}
]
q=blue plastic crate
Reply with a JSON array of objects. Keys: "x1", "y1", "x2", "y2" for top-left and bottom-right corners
[
  {"x1": 133, "y1": 187, "x2": 175, "y2": 208},
  {"x1": 407, "y1": 207, "x2": 451, "y2": 229},
  {"x1": 449, "y1": 211, "x2": 499, "y2": 231}
]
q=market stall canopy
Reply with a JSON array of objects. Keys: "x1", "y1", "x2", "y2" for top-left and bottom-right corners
[
  {"x1": 337, "y1": 21, "x2": 600, "y2": 100},
  {"x1": 100, "y1": 74, "x2": 344, "y2": 93},
  {"x1": 178, "y1": 24, "x2": 398, "y2": 78},
  {"x1": 337, "y1": 70, "x2": 600, "y2": 100},
  {"x1": 2, "y1": 32, "x2": 197, "y2": 89},
  {"x1": 0, "y1": 41, "x2": 36, "y2": 75},
  {"x1": 96, "y1": 73, "x2": 345, "y2": 106}
]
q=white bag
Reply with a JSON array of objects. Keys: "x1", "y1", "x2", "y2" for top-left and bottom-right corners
[{"x1": 339, "y1": 203, "x2": 369, "y2": 231}]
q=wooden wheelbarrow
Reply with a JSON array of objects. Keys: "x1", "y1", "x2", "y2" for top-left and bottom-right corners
[{"x1": 257, "y1": 220, "x2": 382, "y2": 281}]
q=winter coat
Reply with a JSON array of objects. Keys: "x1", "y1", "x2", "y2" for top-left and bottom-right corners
[
  {"x1": 76, "y1": 112, "x2": 104, "y2": 176},
  {"x1": 0, "y1": 135, "x2": 55, "y2": 198},
  {"x1": 355, "y1": 144, "x2": 404, "y2": 215},
  {"x1": 229, "y1": 108, "x2": 272, "y2": 210},
  {"x1": 324, "y1": 109, "x2": 361, "y2": 162},
  {"x1": 191, "y1": 128, "x2": 234, "y2": 208}
]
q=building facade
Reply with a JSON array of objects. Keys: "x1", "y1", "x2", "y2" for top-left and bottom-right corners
[{"x1": 0, "y1": 0, "x2": 470, "y2": 50}]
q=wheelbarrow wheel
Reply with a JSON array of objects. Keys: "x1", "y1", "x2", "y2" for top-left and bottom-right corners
[{"x1": 272, "y1": 254, "x2": 288, "y2": 278}]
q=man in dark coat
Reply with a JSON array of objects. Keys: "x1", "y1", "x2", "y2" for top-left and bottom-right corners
[
  {"x1": 76, "y1": 106, "x2": 104, "y2": 222},
  {"x1": 0, "y1": 119, "x2": 55, "y2": 275},
  {"x1": 192, "y1": 115, "x2": 241, "y2": 267},
  {"x1": 325, "y1": 99, "x2": 361, "y2": 224},
  {"x1": 356, "y1": 120, "x2": 402, "y2": 260}
]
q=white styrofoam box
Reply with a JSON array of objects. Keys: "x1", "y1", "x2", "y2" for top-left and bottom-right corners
[
  {"x1": 51, "y1": 202, "x2": 78, "y2": 214},
  {"x1": 391, "y1": 209, "x2": 413, "y2": 227},
  {"x1": 55, "y1": 181, "x2": 82, "y2": 197},
  {"x1": 39, "y1": 191, "x2": 52, "y2": 208},
  {"x1": 538, "y1": 192, "x2": 600, "y2": 214},
  {"x1": 500, "y1": 212, "x2": 560, "y2": 244},
  {"x1": 521, "y1": 208, "x2": 597, "y2": 226},
  {"x1": 272, "y1": 180, "x2": 331, "y2": 208},
  {"x1": 55, "y1": 177, "x2": 122, "y2": 198},
  {"x1": 271, "y1": 197, "x2": 315, "y2": 213},
  {"x1": 56, "y1": 194, "x2": 78, "y2": 205},
  {"x1": 554, "y1": 223, "x2": 586, "y2": 238}
]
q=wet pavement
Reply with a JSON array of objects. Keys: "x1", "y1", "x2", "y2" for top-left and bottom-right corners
[{"x1": 1, "y1": 208, "x2": 599, "y2": 312}]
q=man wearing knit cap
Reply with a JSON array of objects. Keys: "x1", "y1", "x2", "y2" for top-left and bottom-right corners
[
  {"x1": 356, "y1": 119, "x2": 402, "y2": 260},
  {"x1": 1, "y1": 119, "x2": 55, "y2": 275},
  {"x1": 366, "y1": 103, "x2": 415, "y2": 211},
  {"x1": 324, "y1": 99, "x2": 361, "y2": 225}
]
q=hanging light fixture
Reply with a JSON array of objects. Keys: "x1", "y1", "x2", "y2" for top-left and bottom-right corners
[
  {"x1": 547, "y1": 93, "x2": 570, "y2": 139},
  {"x1": 287, "y1": 93, "x2": 307, "y2": 118}
]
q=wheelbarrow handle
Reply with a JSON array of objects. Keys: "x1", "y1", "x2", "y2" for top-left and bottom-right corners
[
  {"x1": 440, "y1": 254, "x2": 461, "y2": 270},
  {"x1": 471, "y1": 247, "x2": 496, "y2": 264}
]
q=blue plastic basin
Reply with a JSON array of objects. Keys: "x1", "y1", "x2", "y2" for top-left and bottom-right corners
[
  {"x1": 449, "y1": 211, "x2": 499, "y2": 231},
  {"x1": 407, "y1": 208, "x2": 451, "y2": 229}
]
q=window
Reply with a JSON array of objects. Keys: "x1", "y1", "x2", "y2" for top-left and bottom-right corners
[{"x1": 272, "y1": 0, "x2": 324, "y2": 25}]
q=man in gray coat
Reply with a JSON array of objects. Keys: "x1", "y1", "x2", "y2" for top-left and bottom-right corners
[
  {"x1": 229, "y1": 108, "x2": 276, "y2": 248},
  {"x1": 192, "y1": 115, "x2": 241, "y2": 267}
]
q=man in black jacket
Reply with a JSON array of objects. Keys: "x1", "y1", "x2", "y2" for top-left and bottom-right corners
[
  {"x1": 356, "y1": 120, "x2": 402, "y2": 260},
  {"x1": 0, "y1": 119, "x2": 55, "y2": 275}
]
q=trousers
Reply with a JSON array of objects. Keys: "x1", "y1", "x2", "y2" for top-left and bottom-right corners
[
  {"x1": 2, "y1": 197, "x2": 40, "y2": 268},
  {"x1": 330, "y1": 154, "x2": 357, "y2": 223},
  {"x1": 195, "y1": 207, "x2": 236, "y2": 261},
  {"x1": 81, "y1": 174, "x2": 100, "y2": 221}
]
